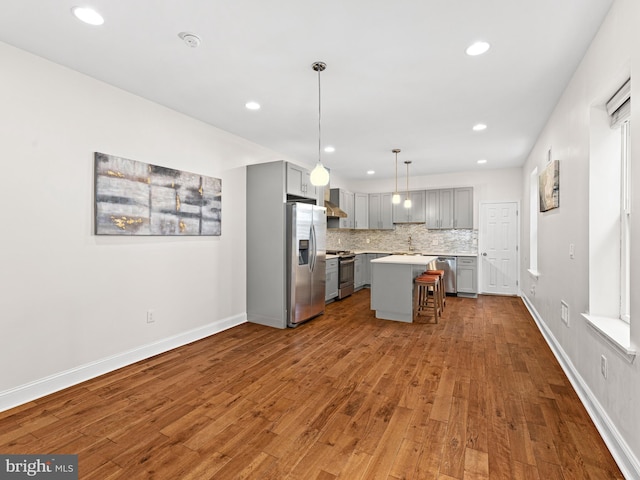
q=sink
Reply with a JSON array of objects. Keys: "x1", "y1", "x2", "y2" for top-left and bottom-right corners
[{"x1": 391, "y1": 251, "x2": 422, "y2": 256}]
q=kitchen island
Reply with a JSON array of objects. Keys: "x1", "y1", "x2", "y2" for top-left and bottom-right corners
[{"x1": 370, "y1": 255, "x2": 437, "y2": 322}]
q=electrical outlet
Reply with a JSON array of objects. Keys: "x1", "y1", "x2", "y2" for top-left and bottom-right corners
[
  {"x1": 366, "y1": 238, "x2": 370, "y2": 244},
  {"x1": 561, "y1": 300, "x2": 569, "y2": 326},
  {"x1": 569, "y1": 243, "x2": 575, "y2": 259},
  {"x1": 530, "y1": 284, "x2": 536, "y2": 296},
  {"x1": 600, "y1": 355, "x2": 608, "y2": 379},
  {"x1": 147, "y1": 310, "x2": 155, "y2": 324}
]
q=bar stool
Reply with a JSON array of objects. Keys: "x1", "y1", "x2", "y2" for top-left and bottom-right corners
[
  {"x1": 414, "y1": 273, "x2": 441, "y2": 323},
  {"x1": 425, "y1": 269, "x2": 446, "y2": 310}
]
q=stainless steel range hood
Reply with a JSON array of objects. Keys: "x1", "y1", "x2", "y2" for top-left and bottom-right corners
[
  {"x1": 325, "y1": 200, "x2": 347, "y2": 218},
  {"x1": 323, "y1": 180, "x2": 347, "y2": 217}
]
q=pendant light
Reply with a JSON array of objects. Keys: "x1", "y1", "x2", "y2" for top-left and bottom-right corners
[
  {"x1": 403, "y1": 160, "x2": 412, "y2": 208},
  {"x1": 391, "y1": 149, "x2": 401, "y2": 204},
  {"x1": 309, "y1": 61, "x2": 330, "y2": 187}
]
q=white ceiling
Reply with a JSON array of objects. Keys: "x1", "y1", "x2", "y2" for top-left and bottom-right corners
[{"x1": 0, "y1": 0, "x2": 613, "y2": 180}]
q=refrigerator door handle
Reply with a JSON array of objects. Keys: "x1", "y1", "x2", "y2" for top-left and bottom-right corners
[{"x1": 309, "y1": 224, "x2": 316, "y2": 272}]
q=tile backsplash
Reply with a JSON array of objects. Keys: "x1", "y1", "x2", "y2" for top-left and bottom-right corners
[{"x1": 326, "y1": 224, "x2": 477, "y2": 254}]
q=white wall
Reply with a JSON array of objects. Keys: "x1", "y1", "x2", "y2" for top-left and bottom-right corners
[
  {"x1": 0, "y1": 41, "x2": 284, "y2": 407},
  {"x1": 519, "y1": 0, "x2": 640, "y2": 475}
]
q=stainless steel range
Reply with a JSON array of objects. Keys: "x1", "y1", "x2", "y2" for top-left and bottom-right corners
[{"x1": 327, "y1": 250, "x2": 355, "y2": 299}]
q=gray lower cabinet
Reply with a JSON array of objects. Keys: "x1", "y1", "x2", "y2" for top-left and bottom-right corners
[
  {"x1": 326, "y1": 258, "x2": 339, "y2": 301},
  {"x1": 457, "y1": 256, "x2": 477, "y2": 296},
  {"x1": 355, "y1": 254, "x2": 365, "y2": 289}
]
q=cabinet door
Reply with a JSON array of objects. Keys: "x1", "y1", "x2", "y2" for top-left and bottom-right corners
[
  {"x1": 454, "y1": 187, "x2": 473, "y2": 229},
  {"x1": 370, "y1": 193, "x2": 394, "y2": 229},
  {"x1": 354, "y1": 193, "x2": 369, "y2": 229},
  {"x1": 380, "y1": 193, "x2": 394, "y2": 229},
  {"x1": 393, "y1": 191, "x2": 425, "y2": 223},
  {"x1": 326, "y1": 259, "x2": 339, "y2": 301},
  {"x1": 439, "y1": 189, "x2": 454, "y2": 229},
  {"x1": 344, "y1": 191, "x2": 355, "y2": 228},
  {"x1": 355, "y1": 255, "x2": 364, "y2": 288},
  {"x1": 286, "y1": 163, "x2": 304, "y2": 197},
  {"x1": 425, "y1": 189, "x2": 440, "y2": 229},
  {"x1": 409, "y1": 190, "x2": 426, "y2": 223},
  {"x1": 392, "y1": 198, "x2": 409, "y2": 223},
  {"x1": 286, "y1": 163, "x2": 316, "y2": 199},
  {"x1": 362, "y1": 253, "x2": 371, "y2": 285},
  {"x1": 368, "y1": 194, "x2": 381, "y2": 229},
  {"x1": 456, "y1": 257, "x2": 477, "y2": 293}
]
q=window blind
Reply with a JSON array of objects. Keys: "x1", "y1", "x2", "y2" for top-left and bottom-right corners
[{"x1": 606, "y1": 78, "x2": 631, "y2": 128}]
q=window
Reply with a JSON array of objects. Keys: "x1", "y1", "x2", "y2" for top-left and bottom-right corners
[
  {"x1": 584, "y1": 78, "x2": 633, "y2": 357},
  {"x1": 620, "y1": 120, "x2": 630, "y2": 323}
]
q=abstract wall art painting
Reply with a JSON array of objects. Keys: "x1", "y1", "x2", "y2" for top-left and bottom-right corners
[
  {"x1": 539, "y1": 159, "x2": 559, "y2": 212},
  {"x1": 94, "y1": 152, "x2": 221, "y2": 235}
]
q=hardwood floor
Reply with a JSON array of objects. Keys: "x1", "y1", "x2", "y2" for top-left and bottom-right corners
[{"x1": 0, "y1": 291, "x2": 624, "y2": 479}]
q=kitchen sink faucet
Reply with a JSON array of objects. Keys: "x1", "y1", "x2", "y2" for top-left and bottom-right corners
[{"x1": 408, "y1": 235, "x2": 414, "y2": 251}]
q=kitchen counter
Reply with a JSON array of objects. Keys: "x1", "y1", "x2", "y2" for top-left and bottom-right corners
[
  {"x1": 371, "y1": 254, "x2": 437, "y2": 265},
  {"x1": 370, "y1": 255, "x2": 438, "y2": 322},
  {"x1": 352, "y1": 250, "x2": 477, "y2": 257}
]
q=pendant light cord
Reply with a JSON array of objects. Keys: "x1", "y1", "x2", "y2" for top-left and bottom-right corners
[
  {"x1": 395, "y1": 151, "x2": 398, "y2": 192},
  {"x1": 318, "y1": 67, "x2": 322, "y2": 165}
]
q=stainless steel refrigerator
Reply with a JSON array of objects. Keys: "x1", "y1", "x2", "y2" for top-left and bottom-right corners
[{"x1": 286, "y1": 202, "x2": 326, "y2": 327}]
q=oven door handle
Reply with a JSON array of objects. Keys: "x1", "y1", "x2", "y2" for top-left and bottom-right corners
[{"x1": 340, "y1": 258, "x2": 355, "y2": 265}]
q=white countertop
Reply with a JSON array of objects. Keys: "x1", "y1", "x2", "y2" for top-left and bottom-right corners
[
  {"x1": 352, "y1": 250, "x2": 477, "y2": 257},
  {"x1": 370, "y1": 255, "x2": 438, "y2": 265}
]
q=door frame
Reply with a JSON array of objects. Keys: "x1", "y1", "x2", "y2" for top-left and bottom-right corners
[{"x1": 478, "y1": 201, "x2": 521, "y2": 295}]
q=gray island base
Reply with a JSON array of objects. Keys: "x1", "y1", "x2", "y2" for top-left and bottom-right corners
[{"x1": 370, "y1": 255, "x2": 438, "y2": 322}]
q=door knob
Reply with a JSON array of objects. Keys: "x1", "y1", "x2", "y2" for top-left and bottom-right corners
[{"x1": 482, "y1": 252, "x2": 487, "y2": 256}]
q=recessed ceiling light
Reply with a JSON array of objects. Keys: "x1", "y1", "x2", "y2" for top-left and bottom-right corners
[
  {"x1": 473, "y1": 123, "x2": 487, "y2": 131},
  {"x1": 245, "y1": 101, "x2": 261, "y2": 110},
  {"x1": 71, "y1": 6, "x2": 104, "y2": 26},
  {"x1": 466, "y1": 41, "x2": 490, "y2": 56},
  {"x1": 477, "y1": 159, "x2": 487, "y2": 164},
  {"x1": 367, "y1": 170, "x2": 375, "y2": 175},
  {"x1": 324, "y1": 146, "x2": 335, "y2": 153}
]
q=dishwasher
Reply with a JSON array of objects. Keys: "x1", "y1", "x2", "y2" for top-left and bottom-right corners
[{"x1": 435, "y1": 256, "x2": 457, "y2": 295}]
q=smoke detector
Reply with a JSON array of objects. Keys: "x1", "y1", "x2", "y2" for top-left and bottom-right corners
[{"x1": 178, "y1": 32, "x2": 201, "y2": 48}]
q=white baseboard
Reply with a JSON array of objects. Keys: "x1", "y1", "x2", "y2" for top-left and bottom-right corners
[
  {"x1": 0, "y1": 314, "x2": 247, "y2": 413},
  {"x1": 520, "y1": 293, "x2": 640, "y2": 480}
]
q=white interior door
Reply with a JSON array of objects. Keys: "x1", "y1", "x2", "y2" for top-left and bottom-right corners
[{"x1": 479, "y1": 202, "x2": 519, "y2": 295}]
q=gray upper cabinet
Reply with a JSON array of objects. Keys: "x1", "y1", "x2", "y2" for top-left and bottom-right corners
[
  {"x1": 453, "y1": 187, "x2": 473, "y2": 229},
  {"x1": 286, "y1": 163, "x2": 316, "y2": 200},
  {"x1": 426, "y1": 188, "x2": 453, "y2": 229},
  {"x1": 368, "y1": 193, "x2": 394, "y2": 230},
  {"x1": 393, "y1": 190, "x2": 426, "y2": 223},
  {"x1": 426, "y1": 187, "x2": 473, "y2": 229},
  {"x1": 354, "y1": 193, "x2": 369, "y2": 229}
]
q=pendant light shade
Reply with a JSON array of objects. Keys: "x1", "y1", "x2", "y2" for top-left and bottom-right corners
[
  {"x1": 404, "y1": 160, "x2": 412, "y2": 208},
  {"x1": 392, "y1": 149, "x2": 401, "y2": 204},
  {"x1": 310, "y1": 162, "x2": 330, "y2": 186},
  {"x1": 310, "y1": 61, "x2": 330, "y2": 187}
]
